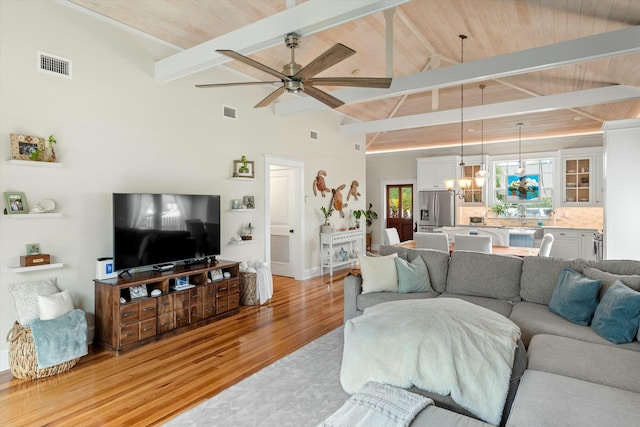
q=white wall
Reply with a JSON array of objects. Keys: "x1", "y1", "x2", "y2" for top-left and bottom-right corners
[
  {"x1": 0, "y1": 1, "x2": 365, "y2": 365},
  {"x1": 602, "y1": 119, "x2": 640, "y2": 260}
]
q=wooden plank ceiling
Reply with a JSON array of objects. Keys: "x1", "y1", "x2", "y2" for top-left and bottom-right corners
[{"x1": 69, "y1": 0, "x2": 640, "y2": 154}]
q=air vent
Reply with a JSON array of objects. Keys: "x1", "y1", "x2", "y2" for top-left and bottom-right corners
[
  {"x1": 355, "y1": 143, "x2": 361, "y2": 151},
  {"x1": 310, "y1": 130, "x2": 318, "y2": 140},
  {"x1": 223, "y1": 105, "x2": 237, "y2": 119},
  {"x1": 37, "y1": 51, "x2": 72, "y2": 79}
]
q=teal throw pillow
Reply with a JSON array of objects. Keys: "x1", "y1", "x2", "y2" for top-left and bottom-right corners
[
  {"x1": 592, "y1": 281, "x2": 640, "y2": 344},
  {"x1": 395, "y1": 255, "x2": 433, "y2": 294},
  {"x1": 548, "y1": 268, "x2": 601, "y2": 326}
]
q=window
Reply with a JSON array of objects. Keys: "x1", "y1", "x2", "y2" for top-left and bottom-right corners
[{"x1": 492, "y1": 158, "x2": 554, "y2": 218}]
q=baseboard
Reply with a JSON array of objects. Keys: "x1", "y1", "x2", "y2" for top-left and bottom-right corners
[{"x1": 0, "y1": 326, "x2": 95, "y2": 374}]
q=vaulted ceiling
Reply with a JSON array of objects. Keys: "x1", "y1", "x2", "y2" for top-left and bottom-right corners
[{"x1": 69, "y1": 0, "x2": 640, "y2": 154}]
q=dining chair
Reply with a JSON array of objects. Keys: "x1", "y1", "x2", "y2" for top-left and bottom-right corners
[
  {"x1": 454, "y1": 234, "x2": 492, "y2": 253},
  {"x1": 413, "y1": 232, "x2": 449, "y2": 252},
  {"x1": 538, "y1": 233, "x2": 555, "y2": 257},
  {"x1": 383, "y1": 228, "x2": 401, "y2": 245}
]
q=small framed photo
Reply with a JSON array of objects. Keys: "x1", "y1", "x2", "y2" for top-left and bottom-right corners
[
  {"x1": 4, "y1": 191, "x2": 28, "y2": 214},
  {"x1": 243, "y1": 196, "x2": 255, "y2": 209},
  {"x1": 233, "y1": 159, "x2": 255, "y2": 178},
  {"x1": 129, "y1": 285, "x2": 148, "y2": 299},
  {"x1": 210, "y1": 269, "x2": 223, "y2": 281},
  {"x1": 10, "y1": 134, "x2": 45, "y2": 161},
  {"x1": 26, "y1": 243, "x2": 41, "y2": 255}
]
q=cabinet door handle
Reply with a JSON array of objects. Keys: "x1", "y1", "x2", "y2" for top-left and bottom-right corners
[
  {"x1": 177, "y1": 316, "x2": 186, "y2": 321},
  {"x1": 219, "y1": 287, "x2": 227, "y2": 292},
  {"x1": 161, "y1": 321, "x2": 170, "y2": 326},
  {"x1": 125, "y1": 332, "x2": 135, "y2": 337},
  {"x1": 123, "y1": 311, "x2": 134, "y2": 317},
  {"x1": 144, "y1": 306, "x2": 154, "y2": 312},
  {"x1": 143, "y1": 326, "x2": 153, "y2": 332}
]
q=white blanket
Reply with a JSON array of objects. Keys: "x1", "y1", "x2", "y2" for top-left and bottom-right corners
[
  {"x1": 318, "y1": 381, "x2": 432, "y2": 427},
  {"x1": 341, "y1": 299, "x2": 521, "y2": 426}
]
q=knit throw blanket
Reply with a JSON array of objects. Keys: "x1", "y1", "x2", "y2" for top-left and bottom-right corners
[
  {"x1": 317, "y1": 381, "x2": 432, "y2": 427},
  {"x1": 30, "y1": 309, "x2": 88, "y2": 369},
  {"x1": 341, "y1": 299, "x2": 521, "y2": 426}
]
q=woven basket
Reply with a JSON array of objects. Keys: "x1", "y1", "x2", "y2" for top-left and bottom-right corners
[
  {"x1": 6, "y1": 321, "x2": 79, "y2": 380},
  {"x1": 240, "y1": 272, "x2": 258, "y2": 305}
]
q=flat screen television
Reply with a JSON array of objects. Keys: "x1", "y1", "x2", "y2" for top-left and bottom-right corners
[{"x1": 113, "y1": 193, "x2": 221, "y2": 272}]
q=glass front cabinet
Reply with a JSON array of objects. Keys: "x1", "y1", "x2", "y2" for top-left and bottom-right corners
[{"x1": 561, "y1": 150, "x2": 602, "y2": 207}]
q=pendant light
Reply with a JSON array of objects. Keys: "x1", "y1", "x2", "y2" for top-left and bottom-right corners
[
  {"x1": 516, "y1": 122, "x2": 526, "y2": 177},
  {"x1": 474, "y1": 84, "x2": 488, "y2": 187},
  {"x1": 456, "y1": 34, "x2": 472, "y2": 198}
]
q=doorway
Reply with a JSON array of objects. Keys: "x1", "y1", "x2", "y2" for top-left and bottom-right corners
[
  {"x1": 264, "y1": 155, "x2": 304, "y2": 279},
  {"x1": 386, "y1": 184, "x2": 414, "y2": 242}
]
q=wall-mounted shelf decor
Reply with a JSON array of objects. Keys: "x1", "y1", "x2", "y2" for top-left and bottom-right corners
[
  {"x1": 7, "y1": 263, "x2": 64, "y2": 273},
  {"x1": 6, "y1": 159, "x2": 63, "y2": 168}
]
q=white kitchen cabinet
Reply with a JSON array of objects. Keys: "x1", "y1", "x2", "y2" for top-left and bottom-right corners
[
  {"x1": 580, "y1": 230, "x2": 597, "y2": 261},
  {"x1": 417, "y1": 156, "x2": 458, "y2": 191},
  {"x1": 560, "y1": 148, "x2": 603, "y2": 207},
  {"x1": 544, "y1": 228, "x2": 597, "y2": 260}
]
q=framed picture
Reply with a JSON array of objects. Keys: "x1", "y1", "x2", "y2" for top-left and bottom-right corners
[
  {"x1": 210, "y1": 269, "x2": 223, "y2": 281},
  {"x1": 129, "y1": 285, "x2": 148, "y2": 299},
  {"x1": 233, "y1": 159, "x2": 255, "y2": 178},
  {"x1": 243, "y1": 195, "x2": 255, "y2": 209},
  {"x1": 4, "y1": 191, "x2": 28, "y2": 214},
  {"x1": 10, "y1": 134, "x2": 45, "y2": 161},
  {"x1": 507, "y1": 175, "x2": 540, "y2": 201},
  {"x1": 26, "y1": 243, "x2": 41, "y2": 255}
]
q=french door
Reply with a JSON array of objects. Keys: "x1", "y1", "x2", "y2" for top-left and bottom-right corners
[{"x1": 386, "y1": 184, "x2": 413, "y2": 242}]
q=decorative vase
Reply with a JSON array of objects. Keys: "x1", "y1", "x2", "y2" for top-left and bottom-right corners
[{"x1": 321, "y1": 225, "x2": 332, "y2": 234}]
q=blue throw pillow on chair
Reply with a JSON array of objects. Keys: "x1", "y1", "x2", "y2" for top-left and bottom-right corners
[
  {"x1": 548, "y1": 268, "x2": 601, "y2": 326},
  {"x1": 592, "y1": 280, "x2": 640, "y2": 344}
]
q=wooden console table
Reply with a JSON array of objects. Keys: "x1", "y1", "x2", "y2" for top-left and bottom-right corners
[{"x1": 94, "y1": 260, "x2": 240, "y2": 353}]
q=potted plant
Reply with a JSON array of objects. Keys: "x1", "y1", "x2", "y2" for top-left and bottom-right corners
[{"x1": 320, "y1": 206, "x2": 334, "y2": 233}]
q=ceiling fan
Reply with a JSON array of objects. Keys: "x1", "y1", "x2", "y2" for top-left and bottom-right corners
[{"x1": 196, "y1": 33, "x2": 392, "y2": 109}]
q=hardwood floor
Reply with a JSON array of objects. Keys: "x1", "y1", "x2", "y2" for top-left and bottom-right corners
[{"x1": 0, "y1": 271, "x2": 348, "y2": 426}]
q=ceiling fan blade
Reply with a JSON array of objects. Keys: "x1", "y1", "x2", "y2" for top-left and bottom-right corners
[
  {"x1": 217, "y1": 49, "x2": 289, "y2": 80},
  {"x1": 303, "y1": 86, "x2": 344, "y2": 109},
  {"x1": 254, "y1": 86, "x2": 286, "y2": 108},
  {"x1": 306, "y1": 77, "x2": 392, "y2": 88},
  {"x1": 196, "y1": 81, "x2": 281, "y2": 88},
  {"x1": 294, "y1": 43, "x2": 356, "y2": 80}
]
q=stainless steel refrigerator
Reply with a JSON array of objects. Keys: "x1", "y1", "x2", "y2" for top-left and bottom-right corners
[{"x1": 417, "y1": 190, "x2": 455, "y2": 232}]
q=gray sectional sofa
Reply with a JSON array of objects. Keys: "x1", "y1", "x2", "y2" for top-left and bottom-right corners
[{"x1": 342, "y1": 246, "x2": 640, "y2": 427}]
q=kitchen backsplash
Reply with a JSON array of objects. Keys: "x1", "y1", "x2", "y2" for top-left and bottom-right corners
[{"x1": 459, "y1": 206, "x2": 603, "y2": 231}]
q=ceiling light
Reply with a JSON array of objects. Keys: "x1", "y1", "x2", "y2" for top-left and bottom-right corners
[
  {"x1": 516, "y1": 122, "x2": 526, "y2": 177},
  {"x1": 475, "y1": 83, "x2": 489, "y2": 187},
  {"x1": 454, "y1": 35, "x2": 470, "y2": 199}
]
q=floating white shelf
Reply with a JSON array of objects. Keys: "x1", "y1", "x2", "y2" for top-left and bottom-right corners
[
  {"x1": 229, "y1": 208, "x2": 256, "y2": 212},
  {"x1": 6, "y1": 159, "x2": 63, "y2": 168},
  {"x1": 228, "y1": 239, "x2": 256, "y2": 245},
  {"x1": 4, "y1": 212, "x2": 63, "y2": 218},
  {"x1": 8, "y1": 263, "x2": 64, "y2": 273},
  {"x1": 229, "y1": 177, "x2": 255, "y2": 181}
]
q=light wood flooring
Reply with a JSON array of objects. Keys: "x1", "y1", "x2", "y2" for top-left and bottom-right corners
[{"x1": 0, "y1": 271, "x2": 348, "y2": 426}]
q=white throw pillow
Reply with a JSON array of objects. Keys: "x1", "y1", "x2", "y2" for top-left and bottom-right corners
[
  {"x1": 359, "y1": 253, "x2": 398, "y2": 294},
  {"x1": 38, "y1": 290, "x2": 75, "y2": 320},
  {"x1": 8, "y1": 277, "x2": 60, "y2": 325}
]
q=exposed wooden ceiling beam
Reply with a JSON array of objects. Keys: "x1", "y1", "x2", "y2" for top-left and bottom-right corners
[
  {"x1": 154, "y1": 0, "x2": 409, "y2": 82},
  {"x1": 275, "y1": 25, "x2": 640, "y2": 116},
  {"x1": 341, "y1": 85, "x2": 640, "y2": 135}
]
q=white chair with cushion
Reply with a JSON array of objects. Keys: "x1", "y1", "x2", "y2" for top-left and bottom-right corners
[
  {"x1": 538, "y1": 233, "x2": 555, "y2": 257},
  {"x1": 413, "y1": 232, "x2": 449, "y2": 252},
  {"x1": 383, "y1": 228, "x2": 401, "y2": 245},
  {"x1": 454, "y1": 234, "x2": 492, "y2": 253}
]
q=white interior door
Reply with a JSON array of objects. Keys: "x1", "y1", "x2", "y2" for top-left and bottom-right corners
[{"x1": 269, "y1": 166, "x2": 299, "y2": 277}]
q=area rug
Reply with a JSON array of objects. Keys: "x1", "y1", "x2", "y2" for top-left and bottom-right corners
[{"x1": 161, "y1": 327, "x2": 349, "y2": 427}]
